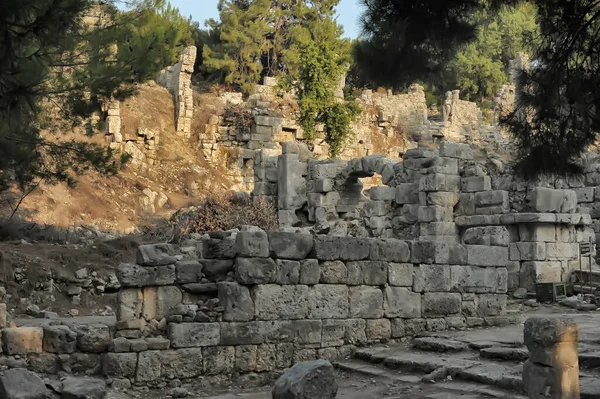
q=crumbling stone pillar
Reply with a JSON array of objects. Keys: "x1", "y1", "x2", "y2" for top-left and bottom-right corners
[{"x1": 523, "y1": 317, "x2": 580, "y2": 399}]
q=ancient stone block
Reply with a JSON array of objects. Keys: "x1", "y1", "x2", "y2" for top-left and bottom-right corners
[
  {"x1": 413, "y1": 264, "x2": 451, "y2": 292},
  {"x1": 450, "y1": 266, "x2": 507, "y2": 294},
  {"x1": 520, "y1": 261, "x2": 562, "y2": 292},
  {"x1": 405, "y1": 319, "x2": 427, "y2": 336},
  {"x1": 203, "y1": 346, "x2": 235, "y2": 375},
  {"x1": 530, "y1": 188, "x2": 577, "y2": 213},
  {"x1": 370, "y1": 239, "x2": 411, "y2": 262},
  {"x1": 276, "y1": 260, "x2": 301, "y2": 285},
  {"x1": 218, "y1": 282, "x2": 254, "y2": 322},
  {"x1": 370, "y1": 186, "x2": 395, "y2": 201},
  {"x1": 102, "y1": 352, "x2": 137, "y2": 378},
  {"x1": 0, "y1": 369, "x2": 49, "y2": 399},
  {"x1": 575, "y1": 187, "x2": 594, "y2": 203},
  {"x1": 419, "y1": 174, "x2": 459, "y2": 192},
  {"x1": 422, "y1": 293, "x2": 461, "y2": 317},
  {"x1": 475, "y1": 190, "x2": 509, "y2": 207},
  {"x1": 309, "y1": 285, "x2": 348, "y2": 319},
  {"x1": 2, "y1": 327, "x2": 43, "y2": 355},
  {"x1": 388, "y1": 263, "x2": 413, "y2": 286},
  {"x1": 43, "y1": 325, "x2": 77, "y2": 354},
  {"x1": 395, "y1": 183, "x2": 419, "y2": 204},
  {"x1": 509, "y1": 242, "x2": 546, "y2": 261},
  {"x1": 411, "y1": 241, "x2": 466, "y2": 265},
  {"x1": 299, "y1": 259, "x2": 320, "y2": 285},
  {"x1": 203, "y1": 236, "x2": 236, "y2": 259},
  {"x1": 524, "y1": 317, "x2": 579, "y2": 367},
  {"x1": 320, "y1": 261, "x2": 347, "y2": 284},
  {"x1": 475, "y1": 294, "x2": 507, "y2": 317},
  {"x1": 268, "y1": 232, "x2": 314, "y2": 259},
  {"x1": 142, "y1": 286, "x2": 183, "y2": 321},
  {"x1": 253, "y1": 285, "x2": 310, "y2": 320},
  {"x1": 168, "y1": 323, "x2": 220, "y2": 348},
  {"x1": 439, "y1": 141, "x2": 473, "y2": 159},
  {"x1": 116, "y1": 263, "x2": 176, "y2": 287},
  {"x1": 364, "y1": 201, "x2": 391, "y2": 217},
  {"x1": 461, "y1": 176, "x2": 491, "y2": 192},
  {"x1": 426, "y1": 318, "x2": 447, "y2": 332},
  {"x1": 418, "y1": 206, "x2": 453, "y2": 222},
  {"x1": 366, "y1": 319, "x2": 391, "y2": 341},
  {"x1": 426, "y1": 192, "x2": 460, "y2": 207},
  {"x1": 175, "y1": 260, "x2": 203, "y2": 284},
  {"x1": 348, "y1": 286, "x2": 383, "y2": 318},
  {"x1": 75, "y1": 324, "x2": 111, "y2": 353},
  {"x1": 391, "y1": 319, "x2": 405, "y2": 338},
  {"x1": 136, "y1": 243, "x2": 177, "y2": 266},
  {"x1": 235, "y1": 345, "x2": 258, "y2": 372},
  {"x1": 200, "y1": 259, "x2": 234, "y2": 280},
  {"x1": 384, "y1": 287, "x2": 421, "y2": 318},
  {"x1": 220, "y1": 322, "x2": 265, "y2": 346},
  {"x1": 236, "y1": 230, "x2": 269, "y2": 257},
  {"x1": 136, "y1": 350, "x2": 162, "y2": 382},
  {"x1": 463, "y1": 226, "x2": 509, "y2": 246},
  {"x1": 235, "y1": 257, "x2": 276, "y2": 284},
  {"x1": 466, "y1": 245, "x2": 508, "y2": 267},
  {"x1": 546, "y1": 243, "x2": 578, "y2": 260},
  {"x1": 255, "y1": 343, "x2": 277, "y2": 372},
  {"x1": 321, "y1": 320, "x2": 345, "y2": 347},
  {"x1": 272, "y1": 360, "x2": 338, "y2": 399},
  {"x1": 420, "y1": 222, "x2": 458, "y2": 237},
  {"x1": 161, "y1": 348, "x2": 205, "y2": 379},
  {"x1": 519, "y1": 224, "x2": 556, "y2": 242}
]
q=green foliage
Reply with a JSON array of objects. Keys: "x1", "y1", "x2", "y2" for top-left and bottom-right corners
[
  {"x1": 0, "y1": 0, "x2": 195, "y2": 202},
  {"x1": 295, "y1": 15, "x2": 358, "y2": 157}
]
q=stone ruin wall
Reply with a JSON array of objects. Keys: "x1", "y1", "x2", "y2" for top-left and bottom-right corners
[
  {"x1": 255, "y1": 140, "x2": 598, "y2": 295},
  {"x1": 0, "y1": 228, "x2": 514, "y2": 385}
]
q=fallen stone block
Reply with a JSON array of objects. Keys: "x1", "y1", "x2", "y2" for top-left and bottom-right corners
[
  {"x1": 0, "y1": 368, "x2": 48, "y2": 399},
  {"x1": 272, "y1": 360, "x2": 338, "y2": 399},
  {"x1": 2, "y1": 327, "x2": 43, "y2": 355},
  {"x1": 61, "y1": 377, "x2": 106, "y2": 399}
]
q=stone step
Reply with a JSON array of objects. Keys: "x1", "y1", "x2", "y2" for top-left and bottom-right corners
[
  {"x1": 412, "y1": 337, "x2": 469, "y2": 352},
  {"x1": 479, "y1": 347, "x2": 529, "y2": 362}
]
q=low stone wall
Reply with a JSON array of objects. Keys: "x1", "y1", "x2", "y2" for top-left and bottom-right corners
[{"x1": 0, "y1": 230, "x2": 513, "y2": 385}]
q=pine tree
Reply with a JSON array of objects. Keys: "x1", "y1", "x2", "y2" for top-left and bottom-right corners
[
  {"x1": 203, "y1": 0, "x2": 271, "y2": 93},
  {"x1": 0, "y1": 0, "x2": 196, "y2": 210}
]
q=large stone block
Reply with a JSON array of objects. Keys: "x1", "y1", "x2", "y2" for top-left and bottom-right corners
[
  {"x1": 365, "y1": 319, "x2": 392, "y2": 341},
  {"x1": 168, "y1": 323, "x2": 220, "y2": 348},
  {"x1": 117, "y1": 288, "x2": 143, "y2": 321},
  {"x1": 439, "y1": 141, "x2": 473, "y2": 159},
  {"x1": 200, "y1": 259, "x2": 234, "y2": 280},
  {"x1": 384, "y1": 287, "x2": 421, "y2": 318},
  {"x1": 417, "y1": 206, "x2": 453, "y2": 222},
  {"x1": 2, "y1": 327, "x2": 43, "y2": 355},
  {"x1": 450, "y1": 266, "x2": 507, "y2": 294},
  {"x1": 175, "y1": 260, "x2": 203, "y2": 284},
  {"x1": 413, "y1": 264, "x2": 451, "y2": 292},
  {"x1": 426, "y1": 192, "x2": 460, "y2": 207},
  {"x1": 218, "y1": 282, "x2": 254, "y2": 322},
  {"x1": 0, "y1": 369, "x2": 48, "y2": 399},
  {"x1": 463, "y1": 226, "x2": 509, "y2": 246},
  {"x1": 272, "y1": 360, "x2": 338, "y2": 399},
  {"x1": 546, "y1": 243, "x2": 578, "y2": 260},
  {"x1": 141, "y1": 286, "x2": 183, "y2": 321},
  {"x1": 253, "y1": 285, "x2": 310, "y2": 320},
  {"x1": 524, "y1": 317, "x2": 579, "y2": 367},
  {"x1": 276, "y1": 260, "x2": 301, "y2": 284},
  {"x1": 466, "y1": 245, "x2": 508, "y2": 267},
  {"x1": 369, "y1": 239, "x2": 411, "y2": 262},
  {"x1": 530, "y1": 188, "x2": 577, "y2": 213},
  {"x1": 136, "y1": 351, "x2": 162, "y2": 382},
  {"x1": 475, "y1": 190, "x2": 509, "y2": 207},
  {"x1": 461, "y1": 176, "x2": 491, "y2": 192},
  {"x1": 116, "y1": 263, "x2": 176, "y2": 287},
  {"x1": 395, "y1": 183, "x2": 419, "y2": 204},
  {"x1": 509, "y1": 242, "x2": 546, "y2": 261},
  {"x1": 411, "y1": 241, "x2": 466, "y2": 265},
  {"x1": 519, "y1": 224, "x2": 556, "y2": 242},
  {"x1": 420, "y1": 222, "x2": 458, "y2": 237},
  {"x1": 309, "y1": 285, "x2": 349, "y2": 319},
  {"x1": 520, "y1": 261, "x2": 562, "y2": 291},
  {"x1": 320, "y1": 261, "x2": 347, "y2": 284},
  {"x1": 388, "y1": 263, "x2": 414, "y2": 286},
  {"x1": 268, "y1": 232, "x2": 314, "y2": 259},
  {"x1": 203, "y1": 236, "x2": 236, "y2": 259},
  {"x1": 220, "y1": 322, "x2": 266, "y2": 346},
  {"x1": 348, "y1": 286, "x2": 383, "y2": 318},
  {"x1": 419, "y1": 174, "x2": 459, "y2": 192},
  {"x1": 422, "y1": 293, "x2": 461, "y2": 317},
  {"x1": 236, "y1": 229, "x2": 269, "y2": 257},
  {"x1": 350, "y1": 261, "x2": 388, "y2": 285},
  {"x1": 102, "y1": 352, "x2": 137, "y2": 378},
  {"x1": 370, "y1": 186, "x2": 395, "y2": 201},
  {"x1": 136, "y1": 243, "x2": 178, "y2": 266},
  {"x1": 235, "y1": 257, "x2": 276, "y2": 284},
  {"x1": 299, "y1": 259, "x2": 320, "y2": 285},
  {"x1": 235, "y1": 345, "x2": 258, "y2": 372},
  {"x1": 75, "y1": 324, "x2": 111, "y2": 353},
  {"x1": 203, "y1": 346, "x2": 235, "y2": 375},
  {"x1": 43, "y1": 325, "x2": 77, "y2": 354}
]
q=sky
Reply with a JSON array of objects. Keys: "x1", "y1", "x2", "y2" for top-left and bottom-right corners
[{"x1": 168, "y1": 0, "x2": 365, "y2": 39}]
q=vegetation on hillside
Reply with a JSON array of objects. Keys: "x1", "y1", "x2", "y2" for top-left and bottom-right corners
[{"x1": 0, "y1": 0, "x2": 195, "y2": 211}]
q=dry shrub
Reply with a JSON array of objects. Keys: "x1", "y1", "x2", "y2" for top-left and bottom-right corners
[{"x1": 169, "y1": 193, "x2": 278, "y2": 241}]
